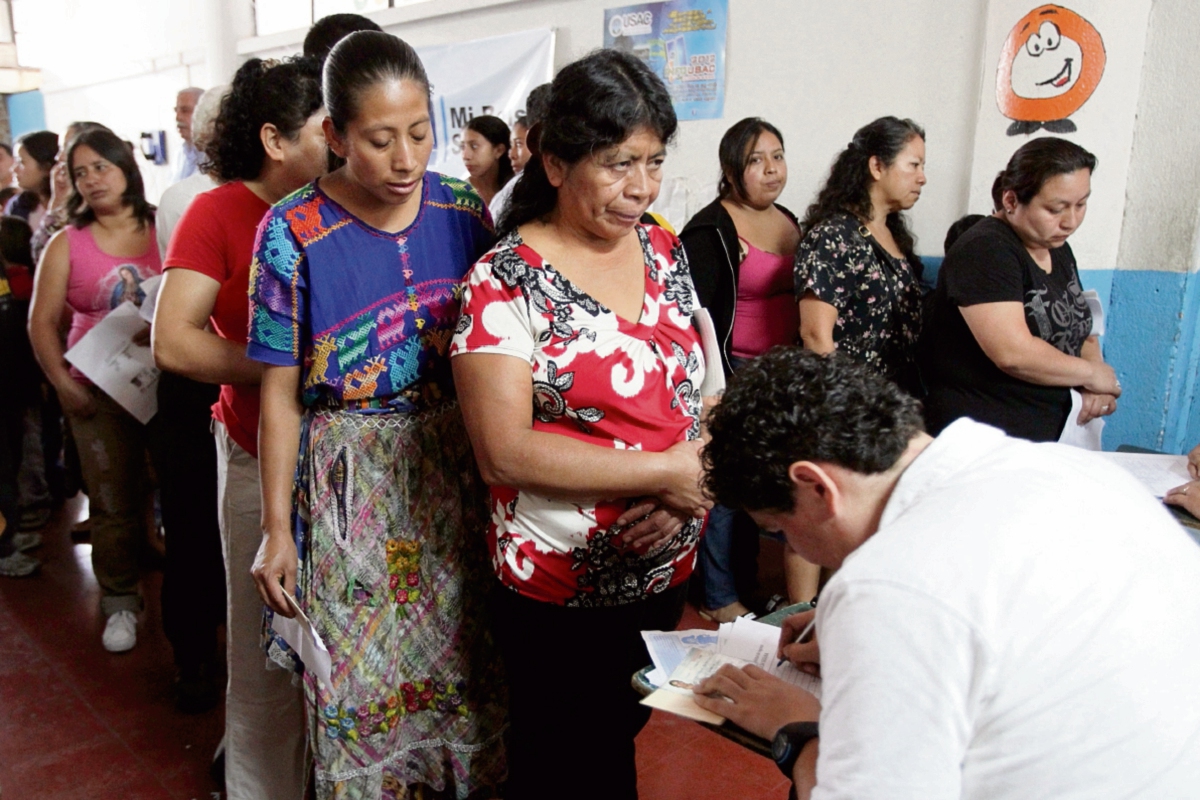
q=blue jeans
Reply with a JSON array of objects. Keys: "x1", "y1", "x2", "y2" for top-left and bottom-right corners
[
  {"x1": 697, "y1": 355, "x2": 764, "y2": 609},
  {"x1": 697, "y1": 502, "x2": 741, "y2": 608}
]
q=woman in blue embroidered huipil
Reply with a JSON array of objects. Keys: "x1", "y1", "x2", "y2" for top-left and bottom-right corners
[{"x1": 247, "y1": 32, "x2": 505, "y2": 800}]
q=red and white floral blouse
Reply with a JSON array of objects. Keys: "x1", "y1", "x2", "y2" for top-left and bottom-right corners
[{"x1": 451, "y1": 223, "x2": 707, "y2": 607}]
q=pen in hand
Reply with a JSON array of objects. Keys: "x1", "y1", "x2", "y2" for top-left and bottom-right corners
[{"x1": 777, "y1": 617, "x2": 817, "y2": 667}]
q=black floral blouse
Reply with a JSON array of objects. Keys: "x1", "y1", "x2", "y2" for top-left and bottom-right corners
[{"x1": 794, "y1": 212, "x2": 923, "y2": 391}]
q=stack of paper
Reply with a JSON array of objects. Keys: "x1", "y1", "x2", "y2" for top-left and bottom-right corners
[
  {"x1": 1095, "y1": 451, "x2": 1190, "y2": 498},
  {"x1": 641, "y1": 617, "x2": 821, "y2": 724}
]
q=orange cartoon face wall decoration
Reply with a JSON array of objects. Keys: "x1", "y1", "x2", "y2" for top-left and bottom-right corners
[{"x1": 996, "y1": 5, "x2": 1106, "y2": 136}]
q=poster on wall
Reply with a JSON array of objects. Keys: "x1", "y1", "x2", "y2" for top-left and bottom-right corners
[
  {"x1": 418, "y1": 28, "x2": 555, "y2": 178},
  {"x1": 603, "y1": 0, "x2": 728, "y2": 121},
  {"x1": 966, "y1": 0, "x2": 1152, "y2": 273}
]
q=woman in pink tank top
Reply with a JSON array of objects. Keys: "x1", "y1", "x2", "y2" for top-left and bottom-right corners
[
  {"x1": 679, "y1": 118, "x2": 820, "y2": 621},
  {"x1": 28, "y1": 128, "x2": 161, "y2": 653}
]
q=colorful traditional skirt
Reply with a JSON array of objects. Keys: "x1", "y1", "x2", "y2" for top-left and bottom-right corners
[{"x1": 292, "y1": 402, "x2": 507, "y2": 799}]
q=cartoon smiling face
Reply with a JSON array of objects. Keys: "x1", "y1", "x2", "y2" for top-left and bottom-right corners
[
  {"x1": 1010, "y1": 20, "x2": 1083, "y2": 98},
  {"x1": 997, "y1": 5, "x2": 1106, "y2": 123}
]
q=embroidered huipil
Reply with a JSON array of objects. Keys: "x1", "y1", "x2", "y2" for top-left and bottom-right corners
[
  {"x1": 248, "y1": 176, "x2": 491, "y2": 410},
  {"x1": 247, "y1": 174, "x2": 505, "y2": 800},
  {"x1": 451, "y1": 224, "x2": 707, "y2": 608}
]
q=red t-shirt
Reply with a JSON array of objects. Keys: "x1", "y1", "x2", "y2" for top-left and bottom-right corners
[{"x1": 163, "y1": 181, "x2": 269, "y2": 457}]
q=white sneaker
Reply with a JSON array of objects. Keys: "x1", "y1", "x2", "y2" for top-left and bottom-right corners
[{"x1": 102, "y1": 610, "x2": 138, "y2": 653}]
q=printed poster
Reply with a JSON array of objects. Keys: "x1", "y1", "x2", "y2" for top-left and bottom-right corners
[
  {"x1": 604, "y1": 0, "x2": 728, "y2": 120},
  {"x1": 419, "y1": 28, "x2": 555, "y2": 177}
]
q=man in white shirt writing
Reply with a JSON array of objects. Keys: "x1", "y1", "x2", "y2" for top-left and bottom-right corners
[{"x1": 695, "y1": 348, "x2": 1200, "y2": 799}]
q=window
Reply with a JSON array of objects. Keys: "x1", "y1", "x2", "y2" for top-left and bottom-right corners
[{"x1": 256, "y1": 0, "x2": 430, "y2": 37}]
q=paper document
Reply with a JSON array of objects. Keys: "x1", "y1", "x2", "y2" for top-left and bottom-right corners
[
  {"x1": 271, "y1": 594, "x2": 334, "y2": 691},
  {"x1": 642, "y1": 617, "x2": 822, "y2": 724},
  {"x1": 693, "y1": 308, "x2": 726, "y2": 398},
  {"x1": 642, "y1": 629, "x2": 720, "y2": 684},
  {"x1": 64, "y1": 301, "x2": 159, "y2": 423},
  {"x1": 1095, "y1": 451, "x2": 1190, "y2": 497},
  {"x1": 138, "y1": 274, "x2": 162, "y2": 324},
  {"x1": 1058, "y1": 389, "x2": 1104, "y2": 450},
  {"x1": 717, "y1": 617, "x2": 822, "y2": 700},
  {"x1": 1081, "y1": 289, "x2": 1105, "y2": 336}
]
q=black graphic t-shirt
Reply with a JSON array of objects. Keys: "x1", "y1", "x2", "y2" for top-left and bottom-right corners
[{"x1": 919, "y1": 216, "x2": 1093, "y2": 442}]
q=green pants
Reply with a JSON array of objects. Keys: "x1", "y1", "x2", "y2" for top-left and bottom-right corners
[{"x1": 66, "y1": 387, "x2": 152, "y2": 616}]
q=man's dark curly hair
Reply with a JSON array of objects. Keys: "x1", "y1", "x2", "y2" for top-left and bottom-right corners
[
  {"x1": 703, "y1": 348, "x2": 925, "y2": 512},
  {"x1": 206, "y1": 56, "x2": 323, "y2": 183}
]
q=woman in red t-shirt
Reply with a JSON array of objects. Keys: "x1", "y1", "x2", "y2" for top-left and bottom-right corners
[
  {"x1": 151, "y1": 56, "x2": 326, "y2": 800},
  {"x1": 451, "y1": 50, "x2": 711, "y2": 800}
]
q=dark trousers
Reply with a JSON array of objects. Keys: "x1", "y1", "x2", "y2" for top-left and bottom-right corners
[
  {"x1": 491, "y1": 581, "x2": 688, "y2": 800},
  {"x1": 147, "y1": 372, "x2": 226, "y2": 670},
  {"x1": 0, "y1": 398, "x2": 25, "y2": 554}
]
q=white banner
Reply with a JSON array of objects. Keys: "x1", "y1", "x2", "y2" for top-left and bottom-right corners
[{"x1": 417, "y1": 28, "x2": 555, "y2": 178}]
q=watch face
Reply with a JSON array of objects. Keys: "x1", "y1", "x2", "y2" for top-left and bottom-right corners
[{"x1": 771, "y1": 730, "x2": 791, "y2": 762}]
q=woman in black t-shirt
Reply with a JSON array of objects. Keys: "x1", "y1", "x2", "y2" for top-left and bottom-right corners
[
  {"x1": 794, "y1": 116, "x2": 927, "y2": 396},
  {"x1": 919, "y1": 138, "x2": 1121, "y2": 442}
]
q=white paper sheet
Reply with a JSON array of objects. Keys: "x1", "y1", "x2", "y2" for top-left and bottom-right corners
[
  {"x1": 138, "y1": 274, "x2": 162, "y2": 324},
  {"x1": 693, "y1": 308, "x2": 726, "y2": 398},
  {"x1": 271, "y1": 598, "x2": 334, "y2": 692},
  {"x1": 1081, "y1": 288, "x2": 1105, "y2": 336},
  {"x1": 1058, "y1": 389, "x2": 1105, "y2": 450},
  {"x1": 1095, "y1": 451, "x2": 1191, "y2": 498},
  {"x1": 64, "y1": 301, "x2": 159, "y2": 423},
  {"x1": 717, "y1": 617, "x2": 822, "y2": 700}
]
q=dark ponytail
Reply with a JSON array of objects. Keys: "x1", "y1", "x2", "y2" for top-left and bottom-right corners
[
  {"x1": 465, "y1": 115, "x2": 514, "y2": 189},
  {"x1": 801, "y1": 116, "x2": 925, "y2": 265},
  {"x1": 207, "y1": 56, "x2": 323, "y2": 182},
  {"x1": 14, "y1": 130, "x2": 58, "y2": 202},
  {"x1": 324, "y1": 31, "x2": 430, "y2": 133},
  {"x1": 498, "y1": 49, "x2": 677, "y2": 237},
  {"x1": 992, "y1": 137, "x2": 1097, "y2": 209}
]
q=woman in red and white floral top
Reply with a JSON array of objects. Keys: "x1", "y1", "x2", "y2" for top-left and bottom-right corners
[{"x1": 451, "y1": 50, "x2": 710, "y2": 800}]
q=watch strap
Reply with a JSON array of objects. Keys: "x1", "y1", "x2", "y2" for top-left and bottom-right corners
[{"x1": 772, "y1": 721, "x2": 819, "y2": 778}]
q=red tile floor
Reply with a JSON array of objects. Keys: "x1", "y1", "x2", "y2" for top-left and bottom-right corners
[{"x1": 0, "y1": 496, "x2": 790, "y2": 799}]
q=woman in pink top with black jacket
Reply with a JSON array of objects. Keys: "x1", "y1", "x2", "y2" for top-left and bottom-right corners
[
  {"x1": 679, "y1": 117, "x2": 820, "y2": 620},
  {"x1": 28, "y1": 128, "x2": 161, "y2": 653}
]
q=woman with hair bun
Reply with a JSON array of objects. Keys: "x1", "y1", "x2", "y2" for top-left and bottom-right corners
[
  {"x1": 462, "y1": 114, "x2": 513, "y2": 206},
  {"x1": 248, "y1": 31, "x2": 506, "y2": 799},
  {"x1": 794, "y1": 116, "x2": 927, "y2": 395},
  {"x1": 153, "y1": 55, "x2": 325, "y2": 798},
  {"x1": 453, "y1": 48, "x2": 709, "y2": 799},
  {"x1": 920, "y1": 137, "x2": 1119, "y2": 441},
  {"x1": 8, "y1": 130, "x2": 59, "y2": 229}
]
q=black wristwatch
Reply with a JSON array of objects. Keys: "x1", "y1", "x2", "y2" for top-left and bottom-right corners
[{"x1": 771, "y1": 721, "x2": 819, "y2": 778}]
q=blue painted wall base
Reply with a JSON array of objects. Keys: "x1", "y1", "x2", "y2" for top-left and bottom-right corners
[{"x1": 1098, "y1": 268, "x2": 1200, "y2": 453}]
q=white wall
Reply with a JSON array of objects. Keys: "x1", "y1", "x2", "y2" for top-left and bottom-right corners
[
  {"x1": 967, "y1": 0, "x2": 1153, "y2": 272},
  {"x1": 19, "y1": 0, "x2": 1191, "y2": 265},
  {"x1": 1116, "y1": 0, "x2": 1200, "y2": 274},
  {"x1": 243, "y1": 0, "x2": 990, "y2": 254},
  {"x1": 12, "y1": 0, "x2": 212, "y2": 203}
]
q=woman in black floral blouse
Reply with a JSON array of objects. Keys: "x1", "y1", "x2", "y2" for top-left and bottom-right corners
[{"x1": 794, "y1": 116, "x2": 926, "y2": 395}]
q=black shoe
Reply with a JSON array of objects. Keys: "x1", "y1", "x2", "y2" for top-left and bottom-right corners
[{"x1": 210, "y1": 738, "x2": 226, "y2": 791}]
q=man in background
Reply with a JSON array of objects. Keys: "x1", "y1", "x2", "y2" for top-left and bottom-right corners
[{"x1": 172, "y1": 87, "x2": 204, "y2": 182}]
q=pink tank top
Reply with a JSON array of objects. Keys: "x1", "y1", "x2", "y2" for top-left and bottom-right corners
[
  {"x1": 65, "y1": 224, "x2": 161, "y2": 375},
  {"x1": 732, "y1": 239, "x2": 799, "y2": 359}
]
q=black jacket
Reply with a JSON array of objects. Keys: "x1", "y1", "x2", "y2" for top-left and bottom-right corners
[{"x1": 679, "y1": 198, "x2": 798, "y2": 377}]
